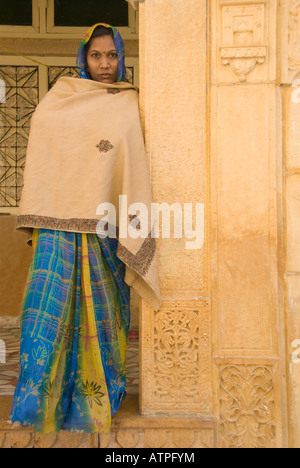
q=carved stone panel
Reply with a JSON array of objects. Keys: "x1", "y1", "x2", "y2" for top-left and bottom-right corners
[
  {"x1": 140, "y1": 299, "x2": 212, "y2": 415},
  {"x1": 220, "y1": 2, "x2": 267, "y2": 82},
  {"x1": 212, "y1": 0, "x2": 278, "y2": 84},
  {"x1": 215, "y1": 362, "x2": 278, "y2": 448}
]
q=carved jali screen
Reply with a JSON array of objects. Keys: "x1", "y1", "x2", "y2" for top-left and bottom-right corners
[{"x1": 0, "y1": 66, "x2": 39, "y2": 207}]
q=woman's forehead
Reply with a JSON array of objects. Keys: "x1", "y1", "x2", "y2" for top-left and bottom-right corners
[{"x1": 88, "y1": 35, "x2": 116, "y2": 51}]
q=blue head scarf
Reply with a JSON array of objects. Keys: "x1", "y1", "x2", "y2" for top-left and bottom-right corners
[{"x1": 76, "y1": 23, "x2": 126, "y2": 82}]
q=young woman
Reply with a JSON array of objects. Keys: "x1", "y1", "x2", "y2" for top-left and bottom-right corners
[{"x1": 8, "y1": 23, "x2": 161, "y2": 434}]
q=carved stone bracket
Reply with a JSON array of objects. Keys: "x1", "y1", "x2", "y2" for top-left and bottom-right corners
[
  {"x1": 221, "y1": 46, "x2": 267, "y2": 82},
  {"x1": 220, "y1": 3, "x2": 267, "y2": 82},
  {"x1": 221, "y1": 47, "x2": 267, "y2": 82}
]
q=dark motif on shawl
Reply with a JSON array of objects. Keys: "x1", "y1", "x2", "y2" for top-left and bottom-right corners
[
  {"x1": 96, "y1": 140, "x2": 114, "y2": 153},
  {"x1": 128, "y1": 214, "x2": 141, "y2": 230},
  {"x1": 107, "y1": 88, "x2": 121, "y2": 95}
]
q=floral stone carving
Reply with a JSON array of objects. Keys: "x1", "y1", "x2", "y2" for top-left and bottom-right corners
[{"x1": 218, "y1": 365, "x2": 276, "y2": 448}]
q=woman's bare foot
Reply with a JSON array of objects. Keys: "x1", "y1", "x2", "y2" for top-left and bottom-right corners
[
  {"x1": 12, "y1": 422, "x2": 22, "y2": 429},
  {"x1": 6, "y1": 420, "x2": 22, "y2": 429}
]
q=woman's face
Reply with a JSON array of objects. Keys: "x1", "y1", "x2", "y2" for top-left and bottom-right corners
[{"x1": 86, "y1": 35, "x2": 119, "y2": 84}]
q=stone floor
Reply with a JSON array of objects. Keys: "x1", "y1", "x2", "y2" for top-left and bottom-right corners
[{"x1": 0, "y1": 328, "x2": 139, "y2": 397}]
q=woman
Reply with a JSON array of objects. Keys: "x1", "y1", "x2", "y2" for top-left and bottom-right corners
[{"x1": 8, "y1": 23, "x2": 161, "y2": 434}]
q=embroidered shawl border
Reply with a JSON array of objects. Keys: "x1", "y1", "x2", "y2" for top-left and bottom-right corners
[{"x1": 16, "y1": 214, "x2": 156, "y2": 278}]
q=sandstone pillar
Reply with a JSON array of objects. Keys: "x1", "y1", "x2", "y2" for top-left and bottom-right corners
[{"x1": 138, "y1": 0, "x2": 212, "y2": 425}]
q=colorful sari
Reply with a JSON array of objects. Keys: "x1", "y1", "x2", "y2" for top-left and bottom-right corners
[{"x1": 10, "y1": 229, "x2": 130, "y2": 433}]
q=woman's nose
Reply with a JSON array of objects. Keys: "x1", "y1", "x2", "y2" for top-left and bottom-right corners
[{"x1": 100, "y1": 56, "x2": 110, "y2": 68}]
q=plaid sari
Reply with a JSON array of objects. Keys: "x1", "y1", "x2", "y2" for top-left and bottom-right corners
[{"x1": 9, "y1": 228, "x2": 130, "y2": 434}]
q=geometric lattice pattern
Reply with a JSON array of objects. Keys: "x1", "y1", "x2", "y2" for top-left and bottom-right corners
[
  {"x1": 0, "y1": 66, "x2": 38, "y2": 207},
  {"x1": 48, "y1": 66, "x2": 80, "y2": 89}
]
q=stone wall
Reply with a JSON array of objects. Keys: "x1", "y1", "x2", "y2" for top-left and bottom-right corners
[{"x1": 0, "y1": 216, "x2": 33, "y2": 326}]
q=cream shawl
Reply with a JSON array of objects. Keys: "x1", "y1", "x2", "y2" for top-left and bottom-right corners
[{"x1": 17, "y1": 76, "x2": 161, "y2": 311}]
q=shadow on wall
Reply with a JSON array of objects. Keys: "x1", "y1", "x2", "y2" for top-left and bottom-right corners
[{"x1": 0, "y1": 215, "x2": 34, "y2": 324}]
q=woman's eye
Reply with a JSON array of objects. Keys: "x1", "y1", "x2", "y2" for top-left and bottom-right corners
[{"x1": 90, "y1": 52, "x2": 117, "y2": 59}]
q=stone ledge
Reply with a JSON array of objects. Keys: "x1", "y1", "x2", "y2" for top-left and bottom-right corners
[
  {"x1": 103, "y1": 397, "x2": 215, "y2": 448},
  {"x1": 0, "y1": 396, "x2": 215, "y2": 448}
]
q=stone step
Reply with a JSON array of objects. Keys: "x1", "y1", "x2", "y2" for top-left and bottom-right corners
[{"x1": 0, "y1": 395, "x2": 215, "y2": 448}]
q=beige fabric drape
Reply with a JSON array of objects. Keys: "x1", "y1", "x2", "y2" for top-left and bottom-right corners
[{"x1": 17, "y1": 77, "x2": 161, "y2": 311}]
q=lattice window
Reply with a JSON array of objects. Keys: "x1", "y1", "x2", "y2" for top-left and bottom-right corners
[
  {"x1": 48, "y1": 66, "x2": 80, "y2": 89},
  {"x1": 0, "y1": 66, "x2": 38, "y2": 207}
]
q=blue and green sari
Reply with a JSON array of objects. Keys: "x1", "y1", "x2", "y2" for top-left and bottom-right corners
[{"x1": 10, "y1": 229, "x2": 130, "y2": 433}]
